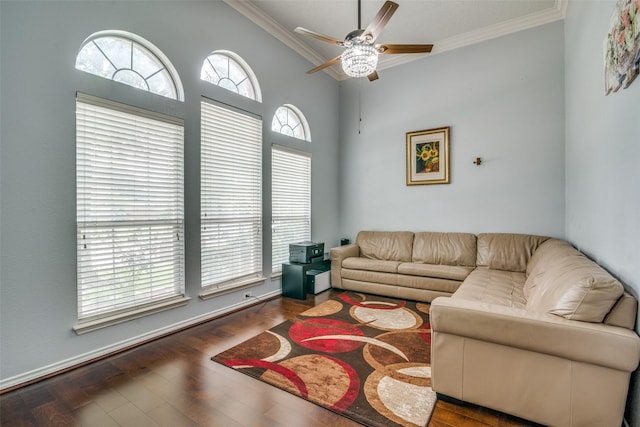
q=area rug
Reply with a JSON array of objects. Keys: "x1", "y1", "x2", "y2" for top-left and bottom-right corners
[{"x1": 212, "y1": 292, "x2": 436, "y2": 427}]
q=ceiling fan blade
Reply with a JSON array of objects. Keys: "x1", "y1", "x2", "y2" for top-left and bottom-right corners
[
  {"x1": 363, "y1": 1, "x2": 399, "y2": 42},
  {"x1": 295, "y1": 27, "x2": 344, "y2": 46},
  {"x1": 367, "y1": 71, "x2": 379, "y2": 82},
  {"x1": 306, "y1": 56, "x2": 342, "y2": 74},
  {"x1": 378, "y1": 44, "x2": 434, "y2": 54}
]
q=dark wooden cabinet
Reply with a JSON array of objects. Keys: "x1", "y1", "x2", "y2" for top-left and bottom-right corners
[{"x1": 281, "y1": 259, "x2": 330, "y2": 299}]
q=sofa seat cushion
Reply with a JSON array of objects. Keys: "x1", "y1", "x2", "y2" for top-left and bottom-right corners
[
  {"x1": 412, "y1": 232, "x2": 477, "y2": 267},
  {"x1": 356, "y1": 231, "x2": 414, "y2": 261},
  {"x1": 342, "y1": 257, "x2": 401, "y2": 273},
  {"x1": 342, "y1": 269, "x2": 399, "y2": 286},
  {"x1": 341, "y1": 268, "x2": 462, "y2": 294},
  {"x1": 453, "y1": 267, "x2": 527, "y2": 307},
  {"x1": 397, "y1": 262, "x2": 474, "y2": 281},
  {"x1": 396, "y1": 274, "x2": 462, "y2": 293}
]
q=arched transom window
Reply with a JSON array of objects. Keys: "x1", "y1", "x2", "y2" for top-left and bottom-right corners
[
  {"x1": 201, "y1": 50, "x2": 262, "y2": 102},
  {"x1": 272, "y1": 105, "x2": 311, "y2": 142},
  {"x1": 75, "y1": 31, "x2": 183, "y2": 101}
]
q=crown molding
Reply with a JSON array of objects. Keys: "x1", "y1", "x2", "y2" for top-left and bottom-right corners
[
  {"x1": 376, "y1": 0, "x2": 567, "y2": 72},
  {"x1": 222, "y1": 0, "x2": 344, "y2": 80},
  {"x1": 225, "y1": 0, "x2": 567, "y2": 81}
]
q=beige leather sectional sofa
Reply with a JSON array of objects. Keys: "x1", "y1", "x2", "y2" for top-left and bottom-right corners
[{"x1": 330, "y1": 231, "x2": 640, "y2": 427}]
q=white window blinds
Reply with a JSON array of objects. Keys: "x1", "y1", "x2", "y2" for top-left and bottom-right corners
[
  {"x1": 271, "y1": 146, "x2": 311, "y2": 274},
  {"x1": 76, "y1": 93, "x2": 185, "y2": 321},
  {"x1": 201, "y1": 100, "x2": 263, "y2": 290}
]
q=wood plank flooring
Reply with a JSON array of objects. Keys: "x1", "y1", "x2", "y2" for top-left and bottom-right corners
[{"x1": 1, "y1": 290, "x2": 537, "y2": 427}]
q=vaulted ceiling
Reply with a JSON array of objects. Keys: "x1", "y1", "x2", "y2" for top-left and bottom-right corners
[{"x1": 223, "y1": 0, "x2": 566, "y2": 80}]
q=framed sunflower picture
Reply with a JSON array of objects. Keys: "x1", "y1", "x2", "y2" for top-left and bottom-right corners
[{"x1": 406, "y1": 126, "x2": 450, "y2": 185}]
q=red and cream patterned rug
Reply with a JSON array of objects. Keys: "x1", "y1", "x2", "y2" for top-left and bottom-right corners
[{"x1": 212, "y1": 292, "x2": 436, "y2": 427}]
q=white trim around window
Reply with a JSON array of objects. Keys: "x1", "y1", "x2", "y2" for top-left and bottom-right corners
[
  {"x1": 75, "y1": 93, "x2": 187, "y2": 333},
  {"x1": 271, "y1": 144, "x2": 311, "y2": 275},
  {"x1": 200, "y1": 98, "x2": 264, "y2": 297}
]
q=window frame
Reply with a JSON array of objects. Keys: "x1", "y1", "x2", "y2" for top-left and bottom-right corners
[
  {"x1": 75, "y1": 30, "x2": 184, "y2": 101},
  {"x1": 201, "y1": 50, "x2": 262, "y2": 102},
  {"x1": 74, "y1": 93, "x2": 188, "y2": 334},
  {"x1": 199, "y1": 98, "x2": 265, "y2": 298},
  {"x1": 271, "y1": 145, "x2": 312, "y2": 276},
  {"x1": 272, "y1": 104, "x2": 311, "y2": 142}
]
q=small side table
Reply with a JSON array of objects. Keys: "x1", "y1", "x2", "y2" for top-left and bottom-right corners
[{"x1": 282, "y1": 259, "x2": 330, "y2": 300}]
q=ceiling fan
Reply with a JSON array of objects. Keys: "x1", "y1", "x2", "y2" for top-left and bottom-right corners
[{"x1": 294, "y1": 0, "x2": 433, "y2": 81}]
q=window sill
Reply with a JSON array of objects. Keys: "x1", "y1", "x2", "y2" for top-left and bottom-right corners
[
  {"x1": 199, "y1": 277, "x2": 265, "y2": 300},
  {"x1": 73, "y1": 295, "x2": 191, "y2": 334}
]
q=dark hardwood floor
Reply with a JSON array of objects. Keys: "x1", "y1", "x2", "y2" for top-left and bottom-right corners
[{"x1": 1, "y1": 290, "x2": 536, "y2": 427}]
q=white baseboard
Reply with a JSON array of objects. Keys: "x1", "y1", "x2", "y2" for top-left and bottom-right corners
[{"x1": 0, "y1": 290, "x2": 281, "y2": 391}]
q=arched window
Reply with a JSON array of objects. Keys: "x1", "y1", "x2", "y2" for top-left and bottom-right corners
[
  {"x1": 75, "y1": 31, "x2": 183, "y2": 101},
  {"x1": 272, "y1": 105, "x2": 311, "y2": 142},
  {"x1": 201, "y1": 50, "x2": 262, "y2": 102}
]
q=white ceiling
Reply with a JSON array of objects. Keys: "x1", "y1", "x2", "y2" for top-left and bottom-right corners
[{"x1": 223, "y1": 0, "x2": 566, "y2": 80}]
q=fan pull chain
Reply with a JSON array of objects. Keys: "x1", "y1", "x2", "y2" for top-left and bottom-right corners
[{"x1": 358, "y1": 79, "x2": 362, "y2": 134}]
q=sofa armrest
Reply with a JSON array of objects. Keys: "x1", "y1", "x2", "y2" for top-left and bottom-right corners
[
  {"x1": 330, "y1": 244, "x2": 360, "y2": 287},
  {"x1": 430, "y1": 297, "x2": 640, "y2": 372}
]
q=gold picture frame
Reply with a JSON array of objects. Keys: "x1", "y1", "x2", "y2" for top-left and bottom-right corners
[{"x1": 406, "y1": 126, "x2": 450, "y2": 185}]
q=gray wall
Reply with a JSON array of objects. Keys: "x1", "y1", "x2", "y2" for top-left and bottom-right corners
[
  {"x1": 338, "y1": 21, "x2": 566, "y2": 240},
  {"x1": 564, "y1": 1, "x2": 640, "y2": 425},
  {"x1": 2, "y1": 1, "x2": 640, "y2": 423},
  {"x1": 0, "y1": 1, "x2": 340, "y2": 385}
]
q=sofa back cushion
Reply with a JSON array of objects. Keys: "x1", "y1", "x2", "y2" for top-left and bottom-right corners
[
  {"x1": 524, "y1": 239, "x2": 575, "y2": 298},
  {"x1": 476, "y1": 233, "x2": 549, "y2": 272},
  {"x1": 356, "y1": 231, "x2": 414, "y2": 262},
  {"x1": 412, "y1": 232, "x2": 477, "y2": 267},
  {"x1": 525, "y1": 242, "x2": 624, "y2": 323}
]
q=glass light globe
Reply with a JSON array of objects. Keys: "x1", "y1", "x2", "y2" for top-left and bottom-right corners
[{"x1": 341, "y1": 44, "x2": 378, "y2": 78}]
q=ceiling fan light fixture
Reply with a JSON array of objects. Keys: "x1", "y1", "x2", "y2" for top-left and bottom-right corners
[
  {"x1": 341, "y1": 44, "x2": 378, "y2": 78},
  {"x1": 297, "y1": 1, "x2": 432, "y2": 81}
]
